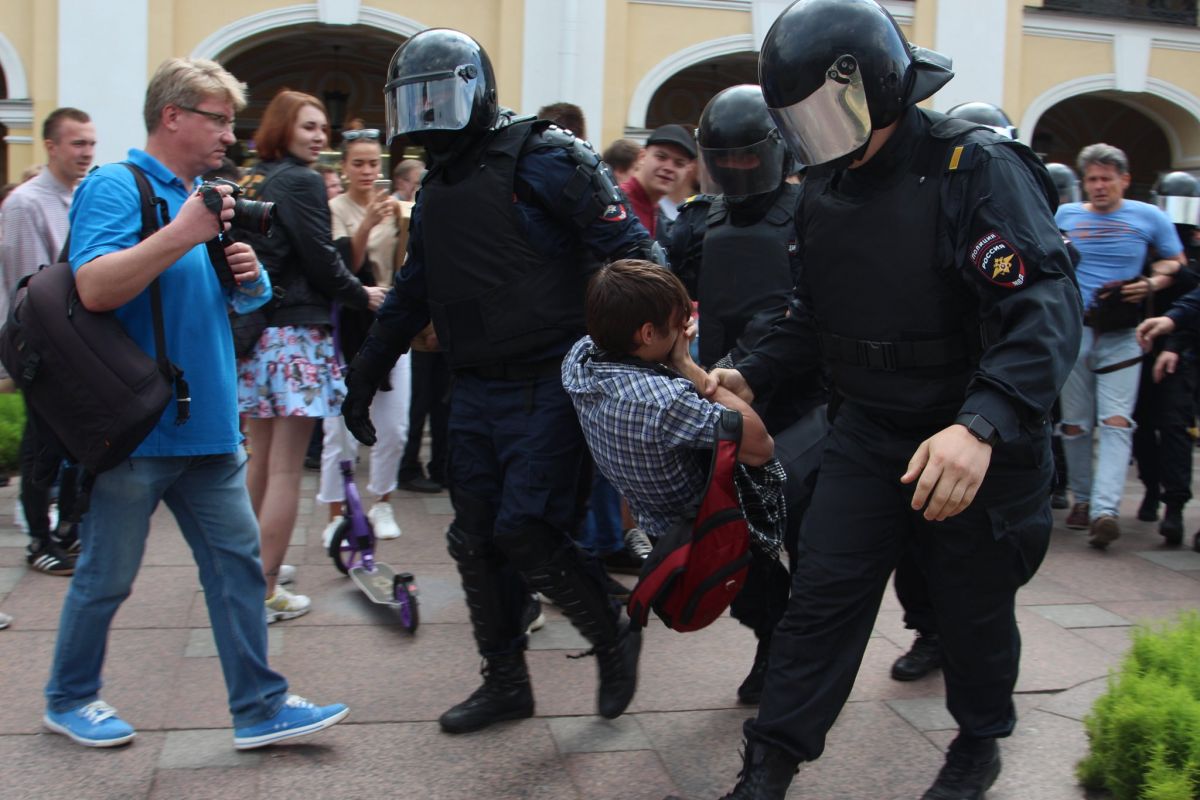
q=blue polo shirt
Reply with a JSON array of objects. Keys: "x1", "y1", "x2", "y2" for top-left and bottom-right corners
[
  {"x1": 1055, "y1": 199, "x2": 1182, "y2": 309},
  {"x1": 68, "y1": 148, "x2": 271, "y2": 456}
]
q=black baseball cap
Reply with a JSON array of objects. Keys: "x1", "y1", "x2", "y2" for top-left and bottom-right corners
[{"x1": 645, "y1": 124, "x2": 697, "y2": 159}]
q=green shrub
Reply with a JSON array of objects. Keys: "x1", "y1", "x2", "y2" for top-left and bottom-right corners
[
  {"x1": 1077, "y1": 611, "x2": 1200, "y2": 799},
  {"x1": 0, "y1": 394, "x2": 24, "y2": 472}
]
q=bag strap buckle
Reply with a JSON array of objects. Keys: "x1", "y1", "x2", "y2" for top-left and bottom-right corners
[{"x1": 857, "y1": 340, "x2": 897, "y2": 371}]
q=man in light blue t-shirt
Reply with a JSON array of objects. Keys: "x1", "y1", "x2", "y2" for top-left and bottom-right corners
[
  {"x1": 1054, "y1": 142, "x2": 1185, "y2": 548},
  {"x1": 42, "y1": 57, "x2": 348, "y2": 751}
]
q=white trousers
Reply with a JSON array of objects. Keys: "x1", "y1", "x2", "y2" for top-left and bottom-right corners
[{"x1": 316, "y1": 354, "x2": 411, "y2": 504}]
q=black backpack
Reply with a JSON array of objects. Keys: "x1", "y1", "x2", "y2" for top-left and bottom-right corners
[
  {"x1": 0, "y1": 162, "x2": 189, "y2": 474},
  {"x1": 627, "y1": 408, "x2": 751, "y2": 633}
]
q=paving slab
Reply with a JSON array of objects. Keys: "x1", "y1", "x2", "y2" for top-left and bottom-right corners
[
  {"x1": 1028, "y1": 603, "x2": 1131, "y2": 629},
  {"x1": 0, "y1": 566, "x2": 23, "y2": 594},
  {"x1": 157, "y1": 728, "x2": 265, "y2": 768},
  {"x1": 147, "y1": 767, "x2": 261, "y2": 800},
  {"x1": 184, "y1": 626, "x2": 283, "y2": 658},
  {"x1": 548, "y1": 714, "x2": 652, "y2": 753},
  {"x1": 566, "y1": 749, "x2": 681, "y2": 799},
  {"x1": 0, "y1": 730, "x2": 165, "y2": 800},
  {"x1": 1037, "y1": 676, "x2": 1111, "y2": 722},
  {"x1": 1134, "y1": 549, "x2": 1200, "y2": 571}
]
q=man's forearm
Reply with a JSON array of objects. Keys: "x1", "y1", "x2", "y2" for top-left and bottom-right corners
[{"x1": 75, "y1": 225, "x2": 198, "y2": 311}]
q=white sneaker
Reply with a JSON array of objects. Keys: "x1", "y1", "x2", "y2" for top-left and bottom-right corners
[
  {"x1": 0, "y1": 611, "x2": 11, "y2": 630},
  {"x1": 277, "y1": 564, "x2": 297, "y2": 585},
  {"x1": 265, "y1": 585, "x2": 311, "y2": 623},
  {"x1": 321, "y1": 516, "x2": 345, "y2": 549},
  {"x1": 368, "y1": 502, "x2": 401, "y2": 540}
]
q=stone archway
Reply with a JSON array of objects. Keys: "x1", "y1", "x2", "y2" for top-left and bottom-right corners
[
  {"x1": 1022, "y1": 76, "x2": 1200, "y2": 175},
  {"x1": 645, "y1": 51, "x2": 759, "y2": 132},
  {"x1": 626, "y1": 34, "x2": 756, "y2": 137}
]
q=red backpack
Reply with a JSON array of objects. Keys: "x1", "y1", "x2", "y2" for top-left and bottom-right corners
[{"x1": 627, "y1": 409, "x2": 751, "y2": 632}]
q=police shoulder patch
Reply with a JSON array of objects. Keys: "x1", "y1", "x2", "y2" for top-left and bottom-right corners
[
  {"x1": 601, "y1": 202, "x2": 628, "y2": 222},
  {"x1": 969, "y1": 231, "x2": 1026, "y2": 288}
]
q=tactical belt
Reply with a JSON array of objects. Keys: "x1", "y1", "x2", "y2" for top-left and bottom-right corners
[
  {"x1": 819, "y1": 331, "x2": 970, "y2": 372},
  {"x1": 458, "y1": 357, "x2": 563, "y2": 381}
]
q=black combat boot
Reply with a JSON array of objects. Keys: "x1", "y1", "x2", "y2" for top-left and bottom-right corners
[
  {"x1": 922, "y1": 735, "x2": 1001, "y2": 800},
  {"x1": 891, "y1": 632, "x2": 942, "y2": 681},
  {"x1": 716, "y1": 739, "x2": 799, "y2": 799},
  {"x1": 438, "y1": 652, "x2": 535, "y2": 734},
  {"x1": 737, "y1": 636, "x2": 771, "y2": 705},
  {"x1": 1137, "y1": 490, "x2": 1160, "y2": 522},
  {"x1": 1159, "y1": 503, "x2": 1184, "y2": 546},
  {"x1": 594, "y1": 623, "x2": 643, "y2": 719}
]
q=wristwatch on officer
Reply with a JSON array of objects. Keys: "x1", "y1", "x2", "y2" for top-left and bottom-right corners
[{"x1": 955, "y1": 413, "x2": 999, "y2": 446}]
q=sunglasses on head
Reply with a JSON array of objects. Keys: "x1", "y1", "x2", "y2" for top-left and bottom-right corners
[{"x1": 343, "y1": 129, "x2": 381, "y2": 142}]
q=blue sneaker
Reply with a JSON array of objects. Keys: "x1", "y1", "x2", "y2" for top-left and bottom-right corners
[
  {"x1": 43, "y1": 700, "x2": 136, "y2": 747},
  {"x1": 233, "y1": 694, "x2": 349, "y2": 750}
]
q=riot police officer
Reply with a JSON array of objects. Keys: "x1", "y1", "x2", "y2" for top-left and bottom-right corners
[
  {"x1": 700, "y1": 1, "x2": 1082, "y2": 798},
  {"x1": 1132, "y1": 171, "x2": 1200, "y2": 544},
  {"x1": 667, "y1": 85, "x2": 827, "y2": 705},
  {"x1": 343, "y1": 29, "x2": 658, "y2": 734},
  {"x1": 1046, "y1": 162, "x2": 1083, "y2": 204}
]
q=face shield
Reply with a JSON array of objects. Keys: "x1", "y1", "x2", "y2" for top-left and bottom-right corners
[
  {"x1": 1157, "y1": 194, "x2": 1200, "y2": 226},
  {"x1": 697, "y1": 130, "x2": 787, "y2": 196},
  {"x1": 768, "y1": 55, "x2": 871, "y2": 168},
  {"x1": 385, "y1": 64, "x2": 479, "y2": 142}
]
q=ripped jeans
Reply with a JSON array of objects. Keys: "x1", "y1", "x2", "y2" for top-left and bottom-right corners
[{"x1": 1059, "y1": 328, "x2": 1141, "y2": 520}]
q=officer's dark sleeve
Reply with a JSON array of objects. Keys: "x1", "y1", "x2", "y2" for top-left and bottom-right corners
[
  {"x1": 355, "y1": 199, "x2": 432, "y2": 366},
  {"x1": 1164, "y1": 282, "x2": 1200, "y2": 332},
  {"x1": 273, "y1": 169, "x2": 370, "y2": 309},
  {"x1": 955, "y1": 145, "x2": 1084, "y2": 442},
  {"x1": 517, "y1": 146, "x2": 653, "y2": 260},
  {"x1": 667, "y1": 201, "x2": 707, "y2": 297}
]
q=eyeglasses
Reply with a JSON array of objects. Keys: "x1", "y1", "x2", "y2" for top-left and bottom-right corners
[
  {"x1": 343, "y1": 129, "x2": 381, "y2": 142},
  {"x1": 177, "y1": 105, "x2": 235, "y2": 131}
]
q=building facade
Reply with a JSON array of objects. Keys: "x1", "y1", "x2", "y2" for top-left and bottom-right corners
[{"x1": 1, "y1": 0, "x2": 1199, "y2": 195}]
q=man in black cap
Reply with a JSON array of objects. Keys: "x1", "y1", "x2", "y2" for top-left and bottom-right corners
[{"x1": 619, "y1": 124, "x2": 696, "y2": 239}]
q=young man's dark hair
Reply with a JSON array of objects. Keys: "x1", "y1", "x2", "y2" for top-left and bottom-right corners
[
  {"x1": 602, "y1": 138, "x2": 641, "y2": 175},
  {"x1": 41, "y1": 107, "x2": 91, "y2": 143},
  {"x1": 586, "y1": 259, "x2": 691, "y2": 355},
  {"x1": 538, "y1": 102, "x2": 586, "y2": 140}
]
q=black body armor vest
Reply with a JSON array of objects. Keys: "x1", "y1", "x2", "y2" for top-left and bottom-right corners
[
  {"x1": 800, "y1": 124, "x2": 978, "y2": 415},
  {"x1": 421, "y1": 120, "x2": 588, "y2": 369},
  {"x1": 697, "y1": 184, "x2": 799, "y2": 368}
]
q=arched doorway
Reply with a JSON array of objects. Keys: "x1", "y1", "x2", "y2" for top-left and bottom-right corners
[
  {"x1": 645, "y1": 51, "x2": 758, "y2": 131},
  {"x1": 1031, "y1": 95, "x2": 1171, "y2": 200},
  {"x1": 219, "y1": 24, "x2": 406, "y2": 158}
]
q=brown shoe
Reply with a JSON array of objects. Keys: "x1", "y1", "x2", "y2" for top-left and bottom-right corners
[
  {"x1": 1089, "y1": 515, "x2": 1120, "y2": 549},
  {"x1": 1065, "y1": 502, "x2": 1090, "y2": 529}
]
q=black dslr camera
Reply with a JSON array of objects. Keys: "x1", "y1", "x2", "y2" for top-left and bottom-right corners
[{"x1": 198, "y1": 178, "x2": 276, "y2": 287}]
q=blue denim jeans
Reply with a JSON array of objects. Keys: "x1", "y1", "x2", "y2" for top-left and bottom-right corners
[
  {"x1": 45, "y1": 450, "x2": 288, "y2": 727},
  {"x1": 1059, "y1": 328, "x2": 1141, "y2": 519}
]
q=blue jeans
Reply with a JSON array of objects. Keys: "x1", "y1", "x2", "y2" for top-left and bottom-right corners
[
  {"x1": 1059, "y1": 328, "x2": 1141, "y2": 519},
  {"x1": 581, "y1": 472, "x2": 625, "y2": 556},
  {"x1": 45, "y1": 450, "x2": 288, "y2": 727}
]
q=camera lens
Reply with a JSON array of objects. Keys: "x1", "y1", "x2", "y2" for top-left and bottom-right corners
[{"x1": 231, "y1": 199, "x2": 275, "y2": 235}]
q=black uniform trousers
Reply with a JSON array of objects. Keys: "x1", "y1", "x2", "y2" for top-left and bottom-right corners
[
  {"x1": 1132, "y1": 351, "x2": 1196, "y2": 507},
  {"x1": 746, "y1": 402, "x2": 1052, "y2": 762}
]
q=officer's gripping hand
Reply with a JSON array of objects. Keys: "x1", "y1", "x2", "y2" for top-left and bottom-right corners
[
  {"x1": 1153, "y1": 350, "x2": 1180, "y2": 383},
  {"x1": 703, "y1": 368, "x2": 755, "y2": 404},
  {"x1": 901, "y1": 425, "x2": 993, "y2": 522},
  {"x1": 342, "y1": 355, "x2": 389, "y2": 446},
  {"x1": 1136, "y1": 316, "x2": 1175, "y2": 350}
]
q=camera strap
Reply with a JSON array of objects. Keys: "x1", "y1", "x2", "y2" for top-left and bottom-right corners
[{"x1": 122, "y1": 162, "x2": 190, "y2": 424}]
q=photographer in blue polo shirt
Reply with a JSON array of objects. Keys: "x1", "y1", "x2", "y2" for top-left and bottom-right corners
[{"x1": 42, "y1": 57, "x2": 348, "y2": 751}]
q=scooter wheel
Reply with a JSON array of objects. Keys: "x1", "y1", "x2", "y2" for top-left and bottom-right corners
[
  {"x1": 328, "y1": 520, "x2": 355, "y2": 575},
  {"x1": 393, "y1": 576, "x2": 419, "y2": 633}
]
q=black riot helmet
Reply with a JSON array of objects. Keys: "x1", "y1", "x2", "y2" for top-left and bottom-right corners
[
  {"x1": 696, "y1": 84, "x2": 788, "y2": 198},
  {"x1": 946, "y1": 101, "x2": 1018, "y2": 140},
  {"x1": 1153, "y1": 171, "x2": 1200, "y2": 227},
  {"x1": 383, "y1": 29, "x2": 499, "y2": 161},
  {"x1": 1045, "y1": 162, "x2": 1081, "y2": 204},
  {"x1": 759, "y1": 0, "x2": 954, "y2": 167}
]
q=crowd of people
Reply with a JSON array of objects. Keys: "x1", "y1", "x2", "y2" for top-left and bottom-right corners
[{"x1": 1, "y1": 0, "x2": 1199, "y2": 798}]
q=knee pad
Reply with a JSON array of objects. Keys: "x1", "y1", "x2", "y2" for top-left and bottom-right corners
[
  {"x1": 493, "y1": 520, "x2": 568, "y2": 572},
  {"x1": 447, "y1": 523, "x2": 500, "y2": 564}
]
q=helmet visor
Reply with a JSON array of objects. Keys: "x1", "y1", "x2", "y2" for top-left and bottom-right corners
[
  {"x1": 1157, "y1": 195, "x2": 1200, "y2": 226},
  {"x1": 698, "y1": 131, "x2": 787, "y2": 196},
  {"x1": 768, "y1": 55, "x2": 870, "y2": 167},
  {"x1": 385, "y1": 66, "x2": 479, "y2": 141}
]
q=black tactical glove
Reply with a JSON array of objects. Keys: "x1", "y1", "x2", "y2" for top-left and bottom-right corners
[{"x1": 343, "y1": 352, "x2": 391, "y2": 446}]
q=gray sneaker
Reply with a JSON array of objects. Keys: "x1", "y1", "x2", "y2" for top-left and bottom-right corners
[
  {"x1": 1089, "y1": 515, "x2": 1120, "y2": 549},
  {"x1": 0, "y1": 612, "x2": 11, "y2": 630}
]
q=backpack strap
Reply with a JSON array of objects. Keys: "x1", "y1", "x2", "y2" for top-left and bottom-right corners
[{"x1": 121, "y1": 162, "x2": 190, "y2": 425}]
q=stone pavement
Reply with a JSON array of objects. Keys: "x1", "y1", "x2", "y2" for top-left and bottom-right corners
[{"x1": 1, "y1": 465, "x2": 1198, "y2": 800}]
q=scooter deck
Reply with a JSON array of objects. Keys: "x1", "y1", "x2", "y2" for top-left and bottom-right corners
[{"x1": 349, "y1": 562, "x2": 400, "y2": 605}]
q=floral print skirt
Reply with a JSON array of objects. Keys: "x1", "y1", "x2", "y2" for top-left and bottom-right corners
[{"x1": 237, "y1": 325, "x2": 345, "y2": 418}]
